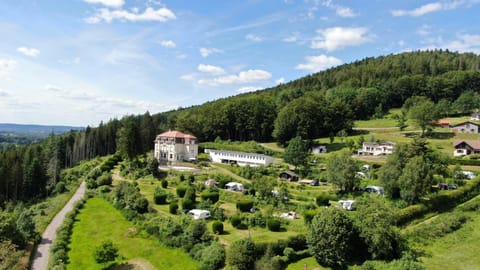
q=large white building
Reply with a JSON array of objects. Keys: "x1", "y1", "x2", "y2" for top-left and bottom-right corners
[
  {"x1": 205, "y1": 149, "x2": 274, "y2": 167},
  {"x1": 154, "y1": 130, "x2": 198, "y2": 165},
  {"x1": 357, "y1": 141, "x2": 395, "y2": 156}
]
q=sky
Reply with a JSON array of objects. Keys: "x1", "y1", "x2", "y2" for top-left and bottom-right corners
[{"x1": 1, "y1": 0, "x2": 480, "y2": 127}]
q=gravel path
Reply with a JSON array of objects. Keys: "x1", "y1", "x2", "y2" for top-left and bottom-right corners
[{"x1": 31, "y1": 181, "x2": 87, "y2": 270}]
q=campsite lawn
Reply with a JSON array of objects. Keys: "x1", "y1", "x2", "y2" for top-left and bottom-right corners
[
  {"x1": 419, "y1": 212, "x2": 480, "y2": 270},
  {"x1": 67, "y1": 197, "x2": 197, "y2": 270}
]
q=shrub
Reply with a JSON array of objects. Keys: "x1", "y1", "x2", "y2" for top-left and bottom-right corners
[
  {"x1": 161, "y1": 179, "x2": 168, "y2": 188},
  {"x1": 96, "y1": 172, "x2": 112, "y2": 186},
  {"x1": 169, "y1": 202, "x2": 179, "y2": 214},
  {"x1": 236, "y1": 199, "x2": 254, "y2": 212},
  {"x1": 267, "y1": 218, "x2": 282, "y2": 232},
  {"x1": 54, "y1": 182, "x2": 66, "y2": 194},
  {"x1": 303, "y1": 210, "x2": 318, "y2": 224},
  {"x1": 185, "y1": 187, "x2": 197, "y2": 202},
  {"x1": 201, "y1": 191, "x2": 219, "y2": 203},
  {"x1": 230, "y1": 215, "x2": 242, "y2": 228},
  {"x1": 212, "y1": 221, "x2": 224, "y2": 234},
  {"x1": 182, "y1": 199, "x2": 195, "y2": 210},
  {"x1": 315, "y1": 193, "x2": 331, "y2": 207},
  {"x1": 177, "y1": 186, "x2": 187, "y2": 198},
  {"x1": 153, "y1": 187, "x2": 168, "y2": 204}
]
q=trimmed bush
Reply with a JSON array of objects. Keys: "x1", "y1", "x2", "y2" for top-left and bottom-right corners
[
  {"x1": 267, "y1": 218, "x2": 282, "y2": 232},
  {"x1": 161, "y1": 179, "x2": 168, "y2": 188},
  {"x1": 236, "y1": 199, "x2": 254, "y2": 212},
  {"x1": 153, "y1": 187, "x2": 168, "y2": 204},
  {"x1": 182, "y1": 199, "x2": 195, "y2": 210},
  {"x1": 176, "y1": 186, "x2": 187, "y2": 198},
  {"x1": 201, "y1": 191, "x2": 220, "y2": 203},
  {"x1": 230, "y1": 215, "x2": 242, "y2": 228},
  {"x1": 212, "y1": 221, "x2": 224, "y2": 234},
  {"x1": 315, "y1": 193, "x2": 331, "y2": 207},
  {"x1": 169, "y1": 202, "x2": 178, "y2": 214}
]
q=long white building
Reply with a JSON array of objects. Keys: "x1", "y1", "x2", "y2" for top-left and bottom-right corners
[
  {"x1": 154, "y1": 130, "x2": 198, "y2": 165},
  {"x1": 205, "y1": 149, "x2": 274, "y2": 167}
]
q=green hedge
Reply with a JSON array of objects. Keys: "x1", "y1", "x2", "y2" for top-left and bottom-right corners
[
  {"x1": 267, "y1": 218, "x2": 281, "y2": 232},
  {"x1": 169, "y1": 202, "x2": 178, "y2": 214},
  {"x1": 200, "y1": 191, "x2": 219, "y2": 203},
  {"x1": 176, "y1": 186, "x2": 187, "y2": 198},
  {"x1": 212, "y1": 221, "x2": 224, "y2": 234},
  {"x1": 450, "y1": 158, "x2": 480, "y2": 166},
  {"x1": 397, "y1": 179, "x2": 480, "y2": 225}
]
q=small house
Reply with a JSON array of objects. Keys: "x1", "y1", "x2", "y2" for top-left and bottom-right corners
[
  {"x1": 453, "y1": 140, "x2": 480, "y2": 157},
  {"x1": 357, "y1": 141, "x2": 395, "y2": 156},
  {"x1": 435, "y1": 119, "x2": 451, "y2": 128},
  {"x1": 471, "y1": 110, "x2": 480, "y2": 121},
  {"x1": 312, "y1": 145, "x2": 327, "y2": 154},
  {"x1": 279, "y1": 170, "x2": 299, "y2": 182},
  {"x1": 451, "y1": 121, "x2": 480, "y2": 134},
  {"x1": 225, "y1": 182, "x2": 244, "y2": 192},
  {"x1": 280, "y1": 211, "x2": 297, "y2": 219},
  {"x1": 204, "y1": 179, "x2": 218, "y2": 187},
  {"x1": 339, "y1": 200, "x2": 356, "y2": 211},
  {"x1": 188, "y1": 209, "x2": 211, "y2": 220},
  {"x1": 364, "y1": 185, "x2": 384, "y2": 195}
]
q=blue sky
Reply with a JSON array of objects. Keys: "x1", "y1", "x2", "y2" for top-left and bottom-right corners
[{"x1": 1, "y1": 0, "x2": 479, "y2": 126}]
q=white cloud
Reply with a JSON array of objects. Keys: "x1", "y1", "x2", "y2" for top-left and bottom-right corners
[
  {"x1": 237, "y1": 86, "x2": 261, "y2": 94},
  {"x1": 245, "y1": 33, "x2": 263, "y2": 42},
  {"x1": 0, "y1": 89, "x2": 11, "y2": 97},
  {"x1": 176, "y1": 53, "x2": 187, "y2": 59},
  {"x1": 199, "y1": 47, "x2": 223, "y2": 58},
  {"x1": 442, "y1": 34, "x2": 480, "y2": 53},
  {"x1": 311, "y1": 27, "x2": 372, "y2": 51},
  {"x1": 197, "y1": 69, "x2": 272, "y2": 86},
  {"x1": 418, "y1": 24, "x2": 432, "y2": 35},
  {"x1": 159, "y1": 40, "x2": 176, "y2": 48},
  {"x1": 17, "y1": 46, "x2": 40, "y2": 57},
  {"x1": 0, "y1": 59, "x2": 16, "y2": 80},
  {"x1": 276, "y1": 77, "x2": 285, "y2": 84},
  {"x1": 83, "y1": 0, "x2": 124, "y2": 8},
  {"x1": 283, "y1": 36, "x2": 297, "y2": 43},
  {"x1": 197, "y1": 64, "x2": 225, "y2": 75},
  {"x1": 398, "y1": 40, "x2": 405, "y2": 46},
  {"x1": 85, "y1": 7, "x2": 176, "y2": 23},
  {"x1": 180, "y1": 74, "x2": 195, "y2": 81},
  {"x1": 390, "y1": 1, "x2": 479, "y2": 17},
  {"x1": 295, "y1": 54, "x2": 343, "y2": 73},
  {"x1": 336, "y1": 6, "x2": 356, "y2": 17}
]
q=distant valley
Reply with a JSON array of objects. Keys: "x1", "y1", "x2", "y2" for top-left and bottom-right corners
[{"x1": 0, "y1": 123, "x2": 84, "y2": 146}]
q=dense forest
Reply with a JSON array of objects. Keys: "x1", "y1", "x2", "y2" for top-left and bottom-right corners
[{"x1": 1, "y1": 50, "x2": 480, "y2": 206}]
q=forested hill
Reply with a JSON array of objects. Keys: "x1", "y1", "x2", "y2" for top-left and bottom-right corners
[
  {"x1": 0, "y1": 123, "x2": 83, "y2": 135},
  {"x1": 1, "y1": 50, "x2": 480, "y2": 204},
  {"x1": 170, "y1": 50, "x2": 480, "y2": 143}
]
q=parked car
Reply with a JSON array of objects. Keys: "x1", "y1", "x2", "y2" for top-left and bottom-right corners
[
  {"x1": 439, "y1": 183, "x2": 457, "y2": 190},
  {"x1": 188, "y1": 209, "x2": 211, "y2": 220},
  {"x1": 364, "y1": 185, "x2": 384, "y2": 195},
  {"x1": 310, "y1": 180, "x2": 319, "y2": 186},
  {"x1": 338, "y1": 200, "x2": 356, "y2": 211}
]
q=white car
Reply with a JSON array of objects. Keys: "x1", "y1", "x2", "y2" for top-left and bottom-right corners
[{"x1": 338, "y1": 200, "x2": 356, "y2": 211}]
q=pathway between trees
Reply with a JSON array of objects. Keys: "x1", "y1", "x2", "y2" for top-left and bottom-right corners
[{"x1": 31, "y1": 181, "x2": 87, "y2": 270}]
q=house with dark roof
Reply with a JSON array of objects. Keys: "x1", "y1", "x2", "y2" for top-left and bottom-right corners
[
  {"x1": 154, "y1": 130, "x2": 198, "y2": 164},
  {"x1": 451, "y1": 121, "x2": 480, "y2": 134},
  {"x1": 279, "y1": 171, "x2": 299, "y2": 182},
  {"x1": 453, "y1": 140, "x2": 480, "y2": 157}
]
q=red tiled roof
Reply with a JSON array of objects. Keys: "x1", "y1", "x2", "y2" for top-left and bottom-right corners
[
  {"x1": 157, "y1": 130, "x2": 197, "y2": 139},
  {"x1": 453, "y1": 140, "x2": 480, "y2": 150}
]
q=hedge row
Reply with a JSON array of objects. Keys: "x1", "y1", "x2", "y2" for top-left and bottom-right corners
[
  {"x1": 49, "y1": 198, "x2": 86, "y2": 269},
  {"x1": 397, "y1": 179, "x2": 480, "y2": 225},
  {"x1": 450, "y1": 158, "x2": 480, "y2": 166}
]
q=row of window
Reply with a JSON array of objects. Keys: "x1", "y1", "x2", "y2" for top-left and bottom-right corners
[{"x1": 214, "y1": 152, "x2": 265, "y2": 160}]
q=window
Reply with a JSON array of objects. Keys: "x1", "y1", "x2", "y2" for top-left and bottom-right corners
[{"x1": 170, "y1": 154, "x2": 173, "y2": 159}]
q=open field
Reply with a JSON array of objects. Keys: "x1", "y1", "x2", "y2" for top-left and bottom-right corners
[{"x1": 67, "y1": 198, "x2": 197, "y2": 270}]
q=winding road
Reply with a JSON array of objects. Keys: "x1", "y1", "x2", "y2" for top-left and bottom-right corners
[{"x1": 31, "y1": 181, "x2": 87, "y2": 270}]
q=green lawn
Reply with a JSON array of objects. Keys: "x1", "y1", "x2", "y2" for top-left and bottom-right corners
[
  {"x1": 67, "y1": 198, "x2": 197, "y2": 270},
  {"x1": 419, "y1": 212, "x2": 480, "y2": 270},
  {"x1": 286, "y1": 257, "x2": 331, "y2": 270}
]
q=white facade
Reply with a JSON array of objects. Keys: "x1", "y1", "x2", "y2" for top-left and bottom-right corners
[
  {"x1": 451, "y1": 122, "x2": 480, "y2": 133},
  {"x1": 358, "y1": 142, "x2": 395, "y2": 156},
  {"x1": 205, "y1": 149, "x2": 274, "y2": 167},
  {"x1": 154, "y1": 130, "x2": 198, "y2": 165}
]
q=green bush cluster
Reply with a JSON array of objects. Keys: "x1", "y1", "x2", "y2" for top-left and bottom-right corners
[
  {"x1": 50, "y1": 199, "x2": 86, "y2": 269},
  {"x1": 200, "y1": 191, "x2": 219, "y2": 203},
  {"x1": 99, "y1": 154, "x2": 122, "y2": 172},
  {"x1": 266, "y1": 218, "x2": 282, "y2": 232},
  {"x1": 176, "y1": 186, "x2": 187, "y2": 198},
  {"x1": 236, "y1": 199, "x2": 254, "y2": 212},
  {"x1": 212, "y1": 221, "x2": 224, "y2": 234},
  {"x1": 111, "y1": 181, "x2": 149, "y2": 214},
  {"x1": 169, "y1": 202, "x2": 179, "y2": 214},
  {"x1": 153, "y1": 187, "x2": 168, "y2": 204},
  {"x1": 315, "y1": 192, "x2": 332, "y2": 207}
]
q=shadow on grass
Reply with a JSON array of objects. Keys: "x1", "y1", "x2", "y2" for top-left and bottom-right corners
[{"x1": 326, "y1": 143, "x2": 347, "y2": 152}]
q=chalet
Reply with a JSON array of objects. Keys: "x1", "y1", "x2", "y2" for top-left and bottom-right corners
[
  {"x1": 357, "y1": 141, "x2": 395, "y2": 156},
  {"x1": 279, "y1": 171, "x2": 299, "y2": 181},
  {"x1": 451, "y1": 121, "x2": 480, "y2": 133},
  {"x1": 205, "y1": 149, "x2": 274, "y2": 167},
  {"x1": 453, "y1": 140, "x2": 480, "y2": 157},
  {"x1": 154, "y1": 130, "x2": 198, "y2": 165}
]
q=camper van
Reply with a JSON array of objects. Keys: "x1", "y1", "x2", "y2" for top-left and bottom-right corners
[{"x1": 188, "y1": 209, "x2": 211, "y2": 220}]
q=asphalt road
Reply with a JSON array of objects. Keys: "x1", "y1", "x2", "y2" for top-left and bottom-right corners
[{"x1": 31, "y1": 181, "x2": 86, "y2": 270}]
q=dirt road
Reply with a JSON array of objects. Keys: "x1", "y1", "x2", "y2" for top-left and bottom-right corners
[{"x1": 31, "y1": 181, "x2": 87, "y2": 270}]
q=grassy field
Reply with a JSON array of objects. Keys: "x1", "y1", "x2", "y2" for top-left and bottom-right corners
[
  {"x1": 67, "y1": 197, "x2": 198, "y2": 270},
  {"x1": 286, "y1": 257, "x2": 331, "y2": 270}
]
